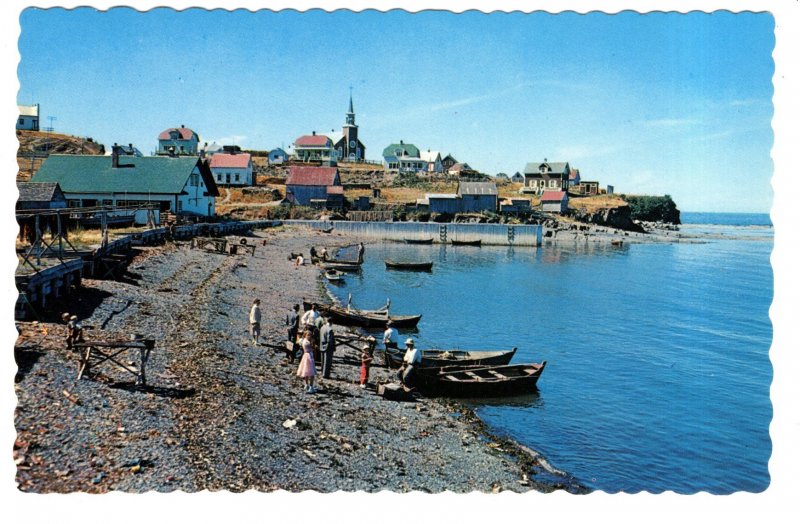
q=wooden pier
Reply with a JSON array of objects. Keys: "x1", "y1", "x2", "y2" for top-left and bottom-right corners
[{"x1": 14, "y1": 218, "x2": 279, "y2": 320}]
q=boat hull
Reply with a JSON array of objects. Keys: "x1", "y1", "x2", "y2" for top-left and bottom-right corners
[
  {"x1": 414, "y1": 362, "x2": 546, "y2": 397},
  {"x1": 451, "y1": 239, "x2": 482, "y2": 246},
  {"x1": 302, "y1": 300, "x2": 421, "y2": 329},
  {"x1": 385, "y1": 260, "x2": 433, "y2": 271},
  {"x1": 384, "y1": 348, "x2": 517, "y2": 369},
  {"x1": 403, "y1": 238, "x2": 434, "y2": 244}
]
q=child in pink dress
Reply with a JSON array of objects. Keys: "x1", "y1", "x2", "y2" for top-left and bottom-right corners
[{"x1": 297, "y1": 330, "x2": 317, "y2": 393}]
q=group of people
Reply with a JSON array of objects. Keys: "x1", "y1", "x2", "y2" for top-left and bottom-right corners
[{"x1": 284, "y1": 303, "x2": 338, "y2": 394}]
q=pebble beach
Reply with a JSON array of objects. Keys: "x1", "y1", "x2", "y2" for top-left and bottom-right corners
[{"x1": 13, "y1": 226, "x2": 584, "y2": 494}]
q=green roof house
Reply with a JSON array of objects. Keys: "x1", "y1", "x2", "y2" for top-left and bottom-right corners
[
  {"x1": 32, "y1": 148, "x2": 219, "y2": 218},
  {"x1": 382, "y1": 140, "x2": 426, "y2": 174}
]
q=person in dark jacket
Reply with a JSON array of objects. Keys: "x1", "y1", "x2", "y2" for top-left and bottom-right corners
[
  {"x1": 319, "y1": 316, "x2": 337, "y2": 379},
  {"x1": 285, "y1": 304, "x2": 300, "y2": 363}
]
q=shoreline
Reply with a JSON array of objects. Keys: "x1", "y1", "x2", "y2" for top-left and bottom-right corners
[{"x1": 14, "y1": 226, "x2": 585, "y2": 493}]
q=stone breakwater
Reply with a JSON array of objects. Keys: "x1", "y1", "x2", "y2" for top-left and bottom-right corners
[{"x1": 14, "y1": 226, "x2": 584, "y2": 493}]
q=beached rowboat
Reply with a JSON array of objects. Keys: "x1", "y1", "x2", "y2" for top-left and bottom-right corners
[
  {"x1": 384, "y1": 347, "x2": 517, "y2": 369},
  {"x1": 403, "y1": 238, "x2": 434, "y2": 244},
  {"x1": 302, "y1": 300, "x2": 422, "y2": 329},
  {"x1": 451, "y1": 239, "x2": 482, "y2": 246},
  {"x1": 414, "y1": 362, "x2": 546, "y2": 397},
  {"x1": 384, "y1": 259, "x2": 434, "y2": 271}
]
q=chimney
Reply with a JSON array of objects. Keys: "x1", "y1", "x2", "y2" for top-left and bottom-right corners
[
  {"x1": 400, "y1": 140, "x2": 404, "y2": 145},
  {"x1": 181, "y1": 124, "x2": 185, "y2": 128},
  {"x1": 128, "y1": 143, "x2": 133, "y2": 152},
  {"x1": 312, "y1": 131, "x2": 316, "y2": 136},
  {"x1": 112, "y1": 142, "x2": 119, "y2": 168}
]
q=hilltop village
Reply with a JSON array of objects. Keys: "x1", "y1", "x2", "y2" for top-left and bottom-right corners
[{"x1": 15, "y1": 97, "x2": 680, "y2": 231}]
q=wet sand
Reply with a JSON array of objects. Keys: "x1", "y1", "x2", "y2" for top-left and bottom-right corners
[{"x1": 14, "y1": 226, "x2": 584, "y2": 493}]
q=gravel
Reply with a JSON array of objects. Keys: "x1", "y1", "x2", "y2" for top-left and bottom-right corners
[{"x1": 14, "y1": 226, "x2": 585, "y2": 494}]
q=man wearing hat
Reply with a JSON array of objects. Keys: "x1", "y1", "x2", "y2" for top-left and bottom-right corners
[{"x1": 400, "y1": 338, "x2": 421, "y2": 388}]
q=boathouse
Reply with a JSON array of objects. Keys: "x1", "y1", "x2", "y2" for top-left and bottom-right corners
[
  {"x1": 577, "y1": 180, "x2": 600, "y2": 196},
  {"x1": 523, "y1": 161, "x2": 571, "y2": 195},
  {"x1": 16, "y1": 182, "x2": 67, "y2": 211},
  {"x1": 285, "y1": 165, "x2": 343, "y2": 209},
  {"x1": 425, "y1": 193, "x2": 460, "y2": 214},
  {"x1": 457, "y1": 181, "x2": 498, "y2": 213},
  {"x1": 210, "y1": 151, "x2": 253, "y2": 186},
  {"x1": 31, "y1": 149, "x2": 219, "y2": 218},
  {"x1": 541, "y1": 190, "x2": 569, "y2": 214},
  {"x1": 157, "y1": 125, "x2": 200, "y2": 156}
]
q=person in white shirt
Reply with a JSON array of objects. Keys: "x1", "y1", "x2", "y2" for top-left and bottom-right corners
[
  {"x1": 400, "y1": 338, "x2": 421, "y2": 387},
  {"x1": 383, "y1": 321, "x2": 399, "y2": 350},
  {"x1": 301, "y1": 303, "x2": 320, "y2": 329},
  {"x1": 249, "y1": 299, "x2": 262, "y2": 345}
]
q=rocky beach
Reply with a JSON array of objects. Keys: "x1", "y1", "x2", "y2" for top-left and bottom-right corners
[{"x1": 13, "y1": 226, "x2": 584, "y2": 494}]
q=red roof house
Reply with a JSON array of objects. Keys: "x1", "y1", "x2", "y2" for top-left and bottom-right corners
[
  {"x1": 209, "y1": 152, "x2": 252, "y2": 169},
  {"x1": 209, "y1": 153, "x2": 253, "y2": 186},
  {"x1": 293, "y1": 132, "x2": 335, "y2": 162},
  {"x1": 541, "y1": 190, "x2": 568, "y2": 214},
  {"x1": 285, "y1": 166, "x2": 343, "y2": 208}
]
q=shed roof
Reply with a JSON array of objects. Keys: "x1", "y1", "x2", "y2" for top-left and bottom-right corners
[
  {"x1": 326, "y1": 185, "x2": 344, "y2": 195},
  {"x1": 286, "y1": 166, "x2": 339, "y2": 186},
  {"x1": 426, "y1": 193, "x2": 459, "y2": 200},
  {"x1": 32, "y1": 155, "x2": 218, "y2": 196},
  {"x1": 210, "y1": 152, "x2": 251, "y2": 169},
  {"x1": 158, "y1": 127, "x2": 198, "y2": 141},
  {"x1": 294, "y1": 134, "x2": 332, "y2": 147},
  {"x1": 458, "y1": 182, "x2": 497, "y2": 196},
  {"x1": 17, "y1": 182, "x2": 62, "y2": 202},
  {"x1": 541, "y1": 190, "x2": 568, "y2": 202}
]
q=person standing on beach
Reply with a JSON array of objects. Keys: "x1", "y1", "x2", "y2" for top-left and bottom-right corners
[
  {"x1": 297, "y1": 330, "x2": 317, "y2": 393},
  {"x1": 249, "y1": 299, "x2": 262, "y2": 346},
  {"x1": 319, "y1": 316, "x2": 336, "y2": 379},
  {"x1": 383, "y1": 321, "x2": 398, "y2": 350},
  {"x1": 357, "y1": 242, "x2": 365, "y2": 263},
  {"x1": 301, "y1": 303, "x2": 319, "y2": 330},
  {"x1": 359, "y1": 336, "x2": 376, "y2": 389},
  {"x1": 400, "y1": 338, "x2": 421, "y2": 388},
  {"x1": 285, "y1": 304, "x2": 300, "y2": 363}
]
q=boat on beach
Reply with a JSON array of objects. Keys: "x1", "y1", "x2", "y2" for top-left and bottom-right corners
[
  {"x1": 302, "y1": 299, "x2": 422, "y2": 329},
  {"x1": 383, "y1": 347, "x2": 517, "y2": 369},
  {"x1": 384, "y1": 259, "x2": 434, "y2": 271},
  {"x1": 403, "y1": 238, "x2": 434, "y2": 244},
  {"x1": 451, "y1": 239, "x2": 482, "y2": 246},
  {"x1": 414, "y1": 362, "x2": 546, "y2": 397}
]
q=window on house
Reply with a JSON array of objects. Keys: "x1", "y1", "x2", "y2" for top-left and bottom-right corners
[
  {"x1": 217, "y1": 174, "x2": 222, "y2": 181},
  {"x1": 177, "y1": 200, "x2": 183, "y2": 212},
  {"x1": 190, "y1": 173, "x2": 199, "y2": 186},
  {"x1": 18, "y1": 118, "x2": 24, "y2": 125},
  {"x1": 235, "y1": 174, "x2": 240, "y2": 182}
]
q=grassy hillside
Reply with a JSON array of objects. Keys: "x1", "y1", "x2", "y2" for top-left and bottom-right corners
[{"x1": 17, "y1": 130, "x2": 104, "y2": 181}]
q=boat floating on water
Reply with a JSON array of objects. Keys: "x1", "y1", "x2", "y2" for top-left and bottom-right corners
[
  {"x1": 384, "y1": 259, "x2": 434, "y2": 271},
  {"x1": 403, "y1": 238, "x2": 434, "y2": 244},
  {"x1": 384, "y1": 347, "x2": 517, "y2": 369},
  {"x1": 414, "y1": 362, "x2": 547, "y2": 397},
  {"x1": 451, "y1": 239, "x2": 482, "y2": 246}
]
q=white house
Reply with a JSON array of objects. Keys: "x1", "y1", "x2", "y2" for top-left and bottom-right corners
[
  {"x1": 17, "y1": 104, "x2": 40, "y2": 131},
  {"x1": 209, "y1": 152, "x2": 254, "y2": 186},
  {"x1": 420, "y1": 150, "x2": 443, "y2": 173}
]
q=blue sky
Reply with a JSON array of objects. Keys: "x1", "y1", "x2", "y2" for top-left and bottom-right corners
[{"x1": 17, "y1": 7, "x2": 774, "y2": 212}]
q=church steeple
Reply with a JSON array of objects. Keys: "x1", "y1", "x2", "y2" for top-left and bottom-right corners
[{"x1": 345, "y1": 90, "x2": 356, "y2": 126}]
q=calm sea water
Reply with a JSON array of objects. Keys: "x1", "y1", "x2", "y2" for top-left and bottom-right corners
[{"x1": 327, "y1": 213, "x2": 773, "y2": 493}]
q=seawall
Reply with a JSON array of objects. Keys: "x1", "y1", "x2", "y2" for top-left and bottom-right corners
[{"x1": 284, "y1": 220, "x2": 543, "y2": 247}]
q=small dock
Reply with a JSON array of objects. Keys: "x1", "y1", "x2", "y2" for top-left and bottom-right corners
[{"x1": 15, "y1": 219, "x2": 279, "y2": 320}]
